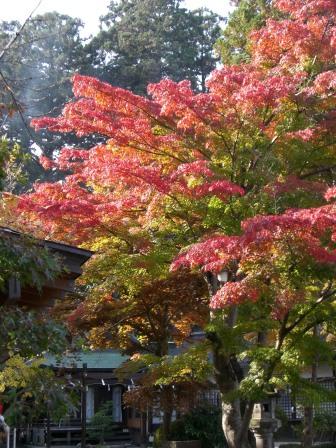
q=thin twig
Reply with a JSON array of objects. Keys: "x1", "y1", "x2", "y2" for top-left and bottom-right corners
[
  {"x1": 0, "y1": 68, "x2": 41, "y2": 152},
  {"x1": 0, "y1": 0, "x2": 42, "y2": 62}
]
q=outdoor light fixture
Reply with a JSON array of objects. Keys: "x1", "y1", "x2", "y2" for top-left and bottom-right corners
[
  {"x1": 112, "y1": 291, "x2": 120, "y2": 300},
  {"x1": 101, "y1": 378, "x2": 106, "y2": 386},
  {"x1": 217, "y1": 269, "x2": 229, "y2": 283},
  {"x1": 128, "y1": 378, "x2": 135, "y2": 391}
]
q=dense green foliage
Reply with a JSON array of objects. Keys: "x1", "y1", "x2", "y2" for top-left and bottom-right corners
[
  {"x1": 0, "y1": 232, "x2": 79, "y2": 423},
  {"x1": 0, "y1": 306, "x2": 68, "y2": 362},
  {"x1": 0, "y1": 232, "x2": 61, "y2": 291},
  {"x1": 87, "y1": 401, "x2": 115, "y2": 443},
  {"x1": 89, "y1": 0, "x2": 221, "y2": 93},
  {"x1": 168, "y1": 405, "x2": 227, "y2": 448},
  {"x1": 279, "y1": 445, "x2": 336, "y2": 448},
  {"x1": 0, "y1": 231, "x2": 73, "y2": 419},
  {"x1": 0, "y1": 356, "x2": 78, "y2": 425},
  {"x1": 216, "y1": 0, "x2": 274, "y2": 64}
]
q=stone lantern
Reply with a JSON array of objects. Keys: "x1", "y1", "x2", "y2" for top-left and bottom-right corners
[{"x1": 249, "y1": 394, "x2": 281, "y2": 448}]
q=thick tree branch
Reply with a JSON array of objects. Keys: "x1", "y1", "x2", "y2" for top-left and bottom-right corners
[
  {"x1": 285, "y1": 285, "x2": 336, "y2": 335},
  {"x1": 300, "y1": 164, "x2": 336, "y2": 179},
  {"x1": 239, "y1": 400, "x2": 254, "y2": 445}
]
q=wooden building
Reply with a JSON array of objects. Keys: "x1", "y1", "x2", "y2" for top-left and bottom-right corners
[
  {"x1": 46, "y1": 351, "x2": 129, "y2": 423},
  {"x1": 35, "y1": 351, "x2": 134, "y2": 447},
  {"x1": 0, "y1": 226, "x2": 92, "y2": 309}
]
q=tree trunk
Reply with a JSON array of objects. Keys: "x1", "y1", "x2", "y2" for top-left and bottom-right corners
[
  {"x1": 221, "y1": 400, "x2": 251, "y2": 448},
  {"x1": 161, "y1": 385, "x2": 173, "y2": 440},
  {"x1": 302, "y1": 327, "x2": 318, "y2": 448},
  {"x1": 302, "y1": 406, "x2": 314, "y2": 448},
  {"x1": 162, "y1": 408, "x2": 173, "y2": 440},
  {"x1": 205, "y1": 272, "x2": 254, "y2": 448},
  {"x1": 211, "y1": 328, "x2": 253, "y2": 448}
]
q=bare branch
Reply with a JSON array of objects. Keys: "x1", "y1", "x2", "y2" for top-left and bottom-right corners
[
  {"x1": 0, "y1": 1, "x2": 42, "y2": 62},
  {"x1": 0, "y1": 68, "x2": 41, "y2": 152}
]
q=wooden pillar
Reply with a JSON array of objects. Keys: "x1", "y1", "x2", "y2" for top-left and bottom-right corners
[
  {"x1": 81, "y1": 363, "x2": 87, "y2": 448},
  {"x1": 140, "y1": 411, "x2": 147, "y2": 444},
  {"x1": 46, "y1": 401, "x2": 51, "y2": 448}
]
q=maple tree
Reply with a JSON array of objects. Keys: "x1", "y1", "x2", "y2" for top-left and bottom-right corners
[
  {"x1": 11, "y1": 0, "x2": 336, "y2": 446},
  {"x1": 68, "y1": 262, "x2": 209, "y2": 436}
]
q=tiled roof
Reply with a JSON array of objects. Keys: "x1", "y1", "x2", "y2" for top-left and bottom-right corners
[
  {"x1": 45, "y1": 350, "x2": 129, "y2": 370},
  {"x1": 0, "y1": 226, "x2": 93, "y2": 260}
]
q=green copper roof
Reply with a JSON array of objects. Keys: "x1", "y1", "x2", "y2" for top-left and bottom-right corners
[{"x1": 45, "y1": 350, "x2": 129, "y2": 370}]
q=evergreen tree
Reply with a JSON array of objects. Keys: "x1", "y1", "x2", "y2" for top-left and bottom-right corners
[
  {"x1": 183, "y1": 8, "x2": 222, "y2": 92},
  {"x1": 0, "y1": 13, "x2": 88, "y2": 160},
  {"x1": 88, "y1": 0, "x2": 221, "y2": 94},
  {"x1": 215, "y1": 0, "x2": 274, "y2": 64}
]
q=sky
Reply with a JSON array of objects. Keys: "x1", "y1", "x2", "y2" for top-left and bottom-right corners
[{"x1": 1, "y1": 0, "x2": 234, "y2": 38}]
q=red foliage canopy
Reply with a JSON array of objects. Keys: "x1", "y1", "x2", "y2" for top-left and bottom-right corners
[{"x1": 12, "y1": 0, "x2": 336, "y2": 322}]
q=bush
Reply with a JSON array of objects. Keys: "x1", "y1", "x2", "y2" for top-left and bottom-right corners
[
  {"x1": 315, "y1": 445, "x2": 336, "y2": 448},
  {"x1": 153, "y1": 426, "x2": 165, "y2": 448},
  {"x1": 278, "y1": 445, "x2": 301, "y2": 448},
  {"x1": 279, "y1": 445, "x2": 336, "y2": 448},
  {"x1": 292, "y1": 410, "x2": 336, "y2": 444},
  {"x1": 167, "y1": 405, "x2": 227, "y2": 448},
  {"x1": 87, "y1": 401, "x2": 115, "y2": 443},
  {"x1": 314, "y1": 411, "x2": 336, "y2": 439},
  {"x1": 320, "y1": 445, "x2": 336, "y2": 448}
]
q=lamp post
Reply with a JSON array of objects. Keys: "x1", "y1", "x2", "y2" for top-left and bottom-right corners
[
  {"x1": 249, "y1": 393, "x2": 280, "y2": 448},
  {"x1": 217, "y1": 270, "x2": 229, "y2": 284}
]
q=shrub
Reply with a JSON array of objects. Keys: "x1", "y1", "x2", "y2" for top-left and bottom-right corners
[
  {"x1": 168, "y1": 405, "x2": 227, "y2": 448},
  {"x1": 279, "y1": 445, "x2": 336, "y2": 448},
  {"x1": 313, "y1": 411, "x2": 336, "y2": 440},
  {"x1": 87, "y1": 401, "x2": 115, "y2": 443},
  {"x1": 153, "y1": 426, "x2": 165, "y2": 448},
  {"x1": 278, "y1": 445, "x2": 301, "y2": 448}
]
